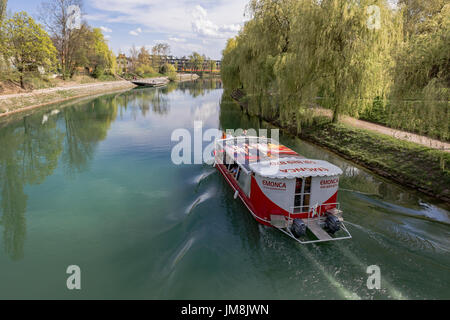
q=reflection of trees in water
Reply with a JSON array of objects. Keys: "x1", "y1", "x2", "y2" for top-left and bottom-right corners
[
  {"x1": 177, "y1": 79, "x2": 222, "y2": 98},
  {"x1": 0, "y1": 115, "x2": 64, "y2": 260},
  {"x1": 118, "y1": 79, "x2": 223, "y2": 117},
  {"x1": 219, "y1": 93, "x2": 264, "y2": 132},
  {"x1": 338, "y1": 165, "x2": 417, "y2": 205},
  {"x1": 63, "y1": 98, "x2": 117, "y2": 174},
  {"x1": 0, "y1": 97, "x2": 118, "y2": 260},
  {"x1": 121, "y1": 88, "x2": 170, "y2": 117},
  {"x1": 339, "y1": 167, "x2": 380, "y2": 196},
  {"x1": 151, "y1": 90, "x2": 169, "y2": 115}
]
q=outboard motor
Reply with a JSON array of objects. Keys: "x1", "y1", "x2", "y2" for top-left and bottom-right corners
[
  {"x1": 324, "y1": 214, "x2": 341, "y2": 234},
  {"x1": 291, "y1": 219, "x2": 307, "y2": 238}
]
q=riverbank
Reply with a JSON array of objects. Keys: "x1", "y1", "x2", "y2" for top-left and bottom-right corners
[
  {"x1": 175, "y1": 73, "x2": 200, "y2": 82},
  {"x1": 314, "y1": 108, "x2": 450, "y2": 152},
  {"x1": 0, "y1": 74, "x2": 201, "y2": 118},
  {"x1": 229, "y1": 94, "x2": 450, "y2": 204},
  {"x1": 300, "y1": 121, "x2": 450, "y2": 204},
  {"x1": 0, "y1": 80, "x2": 136, "y2": 118}
]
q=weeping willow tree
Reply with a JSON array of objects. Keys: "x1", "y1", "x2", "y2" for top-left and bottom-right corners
[
  {"x1": 222, "y1": 0, "x2": 402, "y2": 131},
  {"x1": 0, "y1": 0, "x2": 6, "y2": 21},
  {"x1": 399, "y1": 0, "x2": 448, "y2": 37},
  {"x1": 221, "y1": 38, "x2": 241, "y2": 90},
  {"x1": 222, "y1": 0, "x2": 299, "y2": 120},
  {"x1": 0, "y1": 0, "x2": 7, "y2": 71},
  {"x1": 286, "y1": 0, "x2": 401, "y2": 125},
  {"x1": 390, "y1": 2, "x2": 449, "y2": 140}
]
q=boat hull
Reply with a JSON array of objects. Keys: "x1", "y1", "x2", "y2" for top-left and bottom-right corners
[
  {"x1": 216, "y1": 162, "x2": 273, "y2": 226},
  {"x1": 216, "y1": 161, "x2": 339, "y2": 227}
]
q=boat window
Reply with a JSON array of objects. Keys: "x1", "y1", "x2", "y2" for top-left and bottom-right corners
[
  {"x1": 295, "y1": 179, "x2": 302, "y2": 194},
  {"x1": 294, "y1": 195, "x2": 301, "y2": 208},
  {"x1": 294, "y1": 177, "x2": 312, "y2": 213},
  {"x1": 302, "y1": 194, "x2": 311, "y2": 213},
  {"x1": 304, "y1": 177, "x2": 312, "y2": 194}
]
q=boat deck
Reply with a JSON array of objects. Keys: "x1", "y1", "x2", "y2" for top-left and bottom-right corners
[{"x1": 216, "y1": 136, "x2": 343, "y2": 179}]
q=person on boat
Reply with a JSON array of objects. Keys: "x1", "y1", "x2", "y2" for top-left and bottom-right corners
[{"x1": 230, "y1": 166, "x2": 239, "y2": 178}]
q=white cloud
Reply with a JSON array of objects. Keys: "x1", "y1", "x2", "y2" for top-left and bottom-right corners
[
  {"x1": 219, "y1": 24, "x2": 241, "y2": 33},
  {"x1": 100, "y1": 26, "x2": 112, "y2": 33},
  {"x1": 129, "y1": 27, "x2": 142, "y2": 36},
  {"x1": 169, "y1": 37, "x2": 187, "y2": 43},
  {"x1": 191, "y1": 5, "x2": 241, "y2": 39},
  {"x1": 86, "y1": 0, "x2": 246, "y2": 58}
]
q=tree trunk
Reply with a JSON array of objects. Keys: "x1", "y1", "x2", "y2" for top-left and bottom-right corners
[
  {"x1": 332, "y1": 101, "x2": 340, "y2": 123},
  {"x1": 18, "y1": 69, "x2": 25, "y2": 89}
]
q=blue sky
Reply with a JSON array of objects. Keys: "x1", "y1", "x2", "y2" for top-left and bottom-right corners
[{"x1": 8, "y1": 0, "x2": 248, "y2": 59}]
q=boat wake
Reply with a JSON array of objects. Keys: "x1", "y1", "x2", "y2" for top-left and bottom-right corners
[
  {"x1": 191, "y1": 169, "x2": 216, "y2": 186},
  {"x1": 170, "y1": 237, "x2": 196, "y2": 271},
  {"x1": 185, "y1": 191, "x2": 214, "y2": 215}
]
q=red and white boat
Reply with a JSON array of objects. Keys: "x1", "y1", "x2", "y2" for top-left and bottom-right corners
[{"x1": 214, "y1": 136, "x2": 352, "y2": 244}]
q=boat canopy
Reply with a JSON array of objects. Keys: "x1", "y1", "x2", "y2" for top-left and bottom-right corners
[
  {"x1": 216, "y1": 136, "x2": 343, "y2": 179},
  {"x1": 248, "y1": 157, "x2": 343, "y2": 179}
]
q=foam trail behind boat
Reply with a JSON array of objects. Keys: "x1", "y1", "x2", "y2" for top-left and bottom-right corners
[
  {"x1": 336, "y1": 243, "x2": 408, "y2": 300},
  {"x1": 170, "y1": 238, "x2": 196, "y2": 270},
  {"x1": 192, "y1": 169, "x2": 216, "y2": 185},
  {"x1": 298, "y1": 244, "x2": 361, "y2": 300},
  {"x1": 258, "y1": 226, "x2": 361, "y2": 300},
  {"x1": 185, "y1": 191, "x2": 214, "y2": 215}
]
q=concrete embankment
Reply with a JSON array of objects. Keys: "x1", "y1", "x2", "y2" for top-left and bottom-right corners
[
  {"x1": 0, "y1": 74, "x2": 201, "y2": 118},
  {"x1": 175, "y1": 73, "x2": 200, "y2": 82},
  {"x1": 0, "y1": 80, "x2": 136, "y2": 118}
]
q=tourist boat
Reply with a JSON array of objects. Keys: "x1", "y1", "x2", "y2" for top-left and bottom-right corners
[{"x1": 214, "y1": 136, "x2": 352, "y2": 244}]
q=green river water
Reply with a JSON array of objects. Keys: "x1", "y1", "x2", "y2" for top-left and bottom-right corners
[{"x1": 0, "y1": 80, "x2": 449, "y2": 299}]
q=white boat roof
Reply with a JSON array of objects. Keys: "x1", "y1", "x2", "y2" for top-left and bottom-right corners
[
  {"x1": 248, "y1": 157, "x2": 343, "y2": 179},
  {"x1": 216, "y1": 136, "x2": 343, "y2": 179}
]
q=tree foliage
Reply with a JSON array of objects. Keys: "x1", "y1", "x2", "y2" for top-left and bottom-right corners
[
  {"x1": 38, "y1": 0, "x2": 115, "y2": 79},
  {"x1": 389, "y1": 1, "x2": 450, "y2": 139},
  {"x1": 0, "y1": 0, "x2": 7, "y2": 21},
  {"x1": 2, "y1": 12, "x2": 57, "y2": 88},
  {"x1": 222, "y1": 0, "x2": 449, "y2": 140},
  {"x1": 38, "y1": 0, "x2": 83, "y2": 79},
  {"x1": 189, "y1": 52, "x2": 204, "y2": 71},
  {"x1": 152, "y1": 43, "x2": 170, "y2": 70}
]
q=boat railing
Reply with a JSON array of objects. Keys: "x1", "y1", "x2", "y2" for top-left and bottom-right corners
[{"x1": 277, "y1": 202, "x2": 352, "y2": 244}]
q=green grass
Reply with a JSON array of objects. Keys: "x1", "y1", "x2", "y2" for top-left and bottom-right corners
[{"x1": 300, "y1": 120, "x2": 450, "y2": 202}]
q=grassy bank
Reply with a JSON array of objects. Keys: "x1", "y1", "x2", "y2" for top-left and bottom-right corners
[
  {"x1": 299, "y1": 120, "x2": 450, "y2": 203},
  {"x1": 229, "y1": 94, "x2": 450, "y2": 204}
]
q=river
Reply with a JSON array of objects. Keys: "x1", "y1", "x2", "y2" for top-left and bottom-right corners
[{"x1": 0, "y1": 80, "x2": 448, "y2": 299}]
